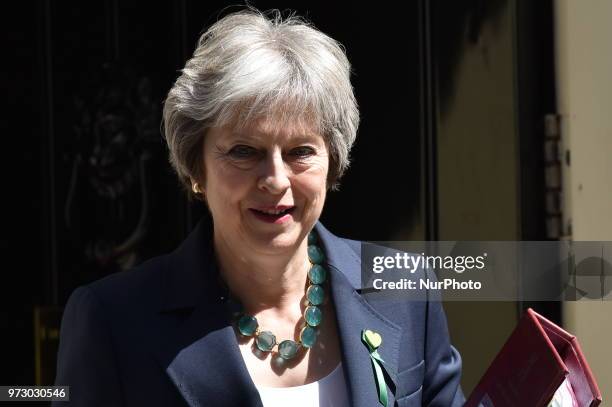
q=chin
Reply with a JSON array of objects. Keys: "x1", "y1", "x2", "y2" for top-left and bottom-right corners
[{"x1": 248, "y1": 229, "x2": 305, "y2": 254}]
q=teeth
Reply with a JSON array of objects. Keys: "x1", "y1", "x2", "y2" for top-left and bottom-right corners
[{"x1": 260, "y1": 208, "x2": 289, "y2": 215}]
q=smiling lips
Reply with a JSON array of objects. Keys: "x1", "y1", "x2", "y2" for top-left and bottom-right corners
[{"x1": 249, "y1": 205, "x2": 296, "y2": 224}]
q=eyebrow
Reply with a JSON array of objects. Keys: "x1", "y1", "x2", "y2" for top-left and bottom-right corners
[{"x1": 228, "y1": 130, "x2": 321, "y2": 143}]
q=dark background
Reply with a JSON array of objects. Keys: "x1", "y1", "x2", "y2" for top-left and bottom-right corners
[{"x1": 1, "y1": 0, "x2": 557, "y2": 393}]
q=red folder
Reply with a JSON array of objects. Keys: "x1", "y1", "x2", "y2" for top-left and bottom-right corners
[{"x1": 465, "y1": 308, "x2": 602, "y2": 407}]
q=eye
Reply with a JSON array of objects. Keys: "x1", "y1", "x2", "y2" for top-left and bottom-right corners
[
  {"x1": 227, "y1": 145, "x2": 259, "y2": 159},
  {"x1": 289, "y1": 146, "x2": 316, "y2": 158}
]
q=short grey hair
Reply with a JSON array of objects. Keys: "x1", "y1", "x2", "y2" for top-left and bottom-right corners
[{"x1": 162, "y1": 8, "x2": 359, "y2": 197}]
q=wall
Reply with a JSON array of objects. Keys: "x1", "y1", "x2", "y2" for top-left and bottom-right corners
[
  {"x1": 435, "y1": 0, "x2": 519, "y2": 393},
  {"x1": 555, "y1": 0, "x2": 612, "y2": 403}
]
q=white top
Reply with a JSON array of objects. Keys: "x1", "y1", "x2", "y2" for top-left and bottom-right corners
[{"x1": 256, "y1": 363, "x2": 350, "y2": 407}]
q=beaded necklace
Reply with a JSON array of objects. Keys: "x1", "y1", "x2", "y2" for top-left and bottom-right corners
[{"x1": 235, "y1": 230, "x2": 327, "y2": 360}]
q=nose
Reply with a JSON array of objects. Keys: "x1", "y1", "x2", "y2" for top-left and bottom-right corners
[{"x1": 257, "y1": 150, "x2": 290, "y2": 194}]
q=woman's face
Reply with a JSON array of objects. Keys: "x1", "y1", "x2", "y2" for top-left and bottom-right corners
[{"x1": 202, "y1": 116, "x2": 329, "y2": 256}]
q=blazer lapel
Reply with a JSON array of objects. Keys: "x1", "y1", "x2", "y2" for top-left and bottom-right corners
[
  {"x1": 156, "y1": 302, "x2": 261, "y2": 407},
  {"x1": 152, "y1": 220, "x2": 262, "y2": 407},
  {"x1": 316, "y1": 223, "x2": 403, "y2": 407}
]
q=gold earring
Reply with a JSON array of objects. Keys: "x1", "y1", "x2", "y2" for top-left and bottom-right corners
[{"x1": 192, "y1": 182, "x2": 201, "y2": 194}]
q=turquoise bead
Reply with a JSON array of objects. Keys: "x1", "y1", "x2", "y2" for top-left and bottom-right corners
[
  {"x1": 256, "y1": 331, "x2": 276, "y2": 352},
  {"x1": 308, "y1": 264, "x2": 327, "y2": 285},
  {"x1": 307, "y1": 285, "x2": 324, "y2": 305},
  {"x1": 304, "y1": 306, "x2": 322, "y2": 326},
  {"x1": 235, "y1": 240, "x2": 328, "y2": 355},
  {"x1": 278, "y1": 340, "x2": 300, "y2": 359},
  {"x1": 300, "y1": 326, "x2": 317, "y2": 348},
  {"x1": 308, "y1": 245, "x2": 325, "y2": 264},
  {"x1": 237, "y1": 315, "x2": 258, "y2": 336}
]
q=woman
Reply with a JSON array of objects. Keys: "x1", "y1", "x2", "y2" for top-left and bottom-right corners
[{"x1": 54, "y1": 9, "x2": 464, "y2": 407}]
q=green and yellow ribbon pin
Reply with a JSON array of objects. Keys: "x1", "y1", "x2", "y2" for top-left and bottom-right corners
[{"x1": 361, "y1": 329, "x2": 389, "y2": 407}]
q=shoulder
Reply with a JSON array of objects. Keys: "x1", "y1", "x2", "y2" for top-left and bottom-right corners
[
  {"x1": 83, "y1": 254, "x2": 169, "y2": 311},
  {"x1": 64, "y1": 219, "x2": 218, "y2": 321}
]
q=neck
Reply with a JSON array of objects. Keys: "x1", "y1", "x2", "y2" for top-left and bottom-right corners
[{"x1": 213, "y1": 233, "x2": 309, "y2": 313}]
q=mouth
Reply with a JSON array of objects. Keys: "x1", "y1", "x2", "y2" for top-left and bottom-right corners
[{"x1": 249, "y1": 205, "x2": 296, "y2": 224}]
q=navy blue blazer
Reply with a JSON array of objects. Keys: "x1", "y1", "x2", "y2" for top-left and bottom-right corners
[{"x1": 54, "y1": 220, "x2": 465, "y2": 406}]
